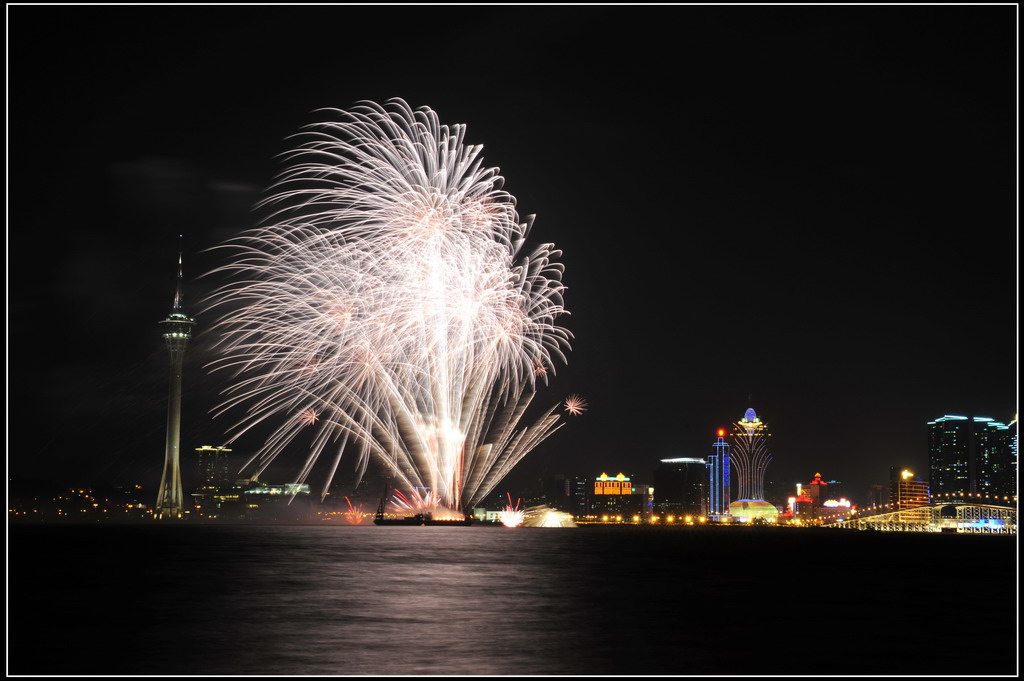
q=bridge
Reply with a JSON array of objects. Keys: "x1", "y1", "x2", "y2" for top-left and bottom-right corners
[{"x1": 826, "y1": 500, "x2": 1016, "y2": 534}]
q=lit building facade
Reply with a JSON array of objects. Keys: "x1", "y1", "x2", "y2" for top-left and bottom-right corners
[
  {"x1": 591, "y1": 473, "x2": 646, "y2": 518},
  {"x1": 790, "y1": 491, "x2": 815, "y2": 520},
  {"x1": 194, "y1": 477, "x2": 313, "y2": 521},
  {"x1": 787, "y1": 474, "x2": 852, "y2": 523},
  {"x1": 706, "y1": 428, "x2": 731, "y2": 516},
  {"x1": 928, "y1": 415, "x2": 1017, "y2": 498},
  {"x1": 195, "y1": 445, "x2": 233, "y2": 492},
  {"x1": 653, "y1": 457, "x2": 706, "y2": 516},
  {"x1": 570, "y1": 476, "x2": 590, "y2": 517},
  {"x1": 890, "y1": 467, "x2": 930, "y2": 511},
  {"x1": 804, "y1": 472, "x2": 828, "y2": 506},
  {"x1": 594, "y1": 472, "x2": 632, "y2": 495},
  {"x1": 978, "y1": 417, "x2": 1017, "y2": 499}
]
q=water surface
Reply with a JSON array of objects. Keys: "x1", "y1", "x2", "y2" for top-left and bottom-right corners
[{"x1": 9, "y1": 524, "x2": 1017, "y2": 675}]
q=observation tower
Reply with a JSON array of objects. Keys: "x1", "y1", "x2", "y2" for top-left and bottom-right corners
[{"x1": 155, "y1": 248, "x2": 196, "y2": 519}]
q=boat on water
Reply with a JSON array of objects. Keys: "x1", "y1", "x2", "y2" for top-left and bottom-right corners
[
  {"x1": 373, "y1": 512, "x2": 473, "y2": 526},
  {"x1": 373, "y1": 483, "x2": 472, "y2": 526}
]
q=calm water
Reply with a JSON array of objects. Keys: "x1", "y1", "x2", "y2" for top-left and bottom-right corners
[{"x1": 9, "y1": 523, "x2": 1018, "y2": 676}]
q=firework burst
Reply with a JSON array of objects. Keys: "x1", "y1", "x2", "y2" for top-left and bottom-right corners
[
  {"x1": 563, "y1": 394, "x2": 588, "y2": 416},
  {"x1": 204, "y1": 99, "x2": 573, "y2": 512},
  {"x1": 498, "y1": 492, "x2": 525, "y2": 528},
  {"x1": 343, "y1": 496, "x2": 365, "y2": 525}
]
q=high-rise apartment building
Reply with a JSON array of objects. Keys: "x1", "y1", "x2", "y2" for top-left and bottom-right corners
[
  {"x1": 195, "y1": 446, "x2": 234, "y2": 492},
  {"x1": 570, "y1": 476, "x2": 590, "y2": 517},
  {"x1": 977, "y1": 418, "x2": 1017, "y2": 500},
  {"x1": 928, "y1": 415, "x2": 1017, "y2": 499}
]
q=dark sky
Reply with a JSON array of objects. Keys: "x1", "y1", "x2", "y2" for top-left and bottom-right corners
[{"x1": 8, "y1": 5, "x2": 1017, "y2": 504}]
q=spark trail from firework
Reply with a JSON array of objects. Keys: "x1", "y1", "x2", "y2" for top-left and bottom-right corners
[{"x1": 205, "y1": 99, "x2": 573, "y2": 513}]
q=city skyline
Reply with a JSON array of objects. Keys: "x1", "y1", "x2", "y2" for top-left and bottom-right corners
[{"x1": 8, "y1": 6, "x2": 1016, "y2": 502}]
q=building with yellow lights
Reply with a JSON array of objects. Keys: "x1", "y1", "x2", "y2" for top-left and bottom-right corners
[
  {"x1": 591, "y1": 473, "x2": 648, "y2": 518},
  {"x1": 594, "y1": 472, "x2": 631, "y2": 495},
  {"x1": 729, "y1": 499, "x2": 779, "y2": 522},
  {"x1": 891, "y1": 467, "x2": 930, "y2": 510}
]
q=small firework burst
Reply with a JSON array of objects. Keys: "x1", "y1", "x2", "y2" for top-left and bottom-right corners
[
  {"x1": 563, "y1": 394, "x2": 588, "y2": 416},
  {"x1": 499, "y1": 492, "x2": 524, "y2": 527},
  {"x1": 343, "y1": 496, "x2": 365, "y2": 525},
  {"x1": 297, "y1": 408, "x2": 320, "y2": 425}
]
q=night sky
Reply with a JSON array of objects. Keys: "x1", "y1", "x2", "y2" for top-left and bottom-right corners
[{"x1": 8, "y1": 6, "x2": 1017, "y2": 503}]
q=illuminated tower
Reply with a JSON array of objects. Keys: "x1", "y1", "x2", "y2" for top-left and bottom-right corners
[
  {"x1": 731, "y1": 408, "x2": 772, "y2": 501},
  {"x1": 155, "y1": 248, "x2": 197, "y2": 519},
  {"x1": 728, "y1": 407, "x2": 777, "y2": 521},
  {"x1": 707, "y1": 428, "x2": 731, "y2": 516}
]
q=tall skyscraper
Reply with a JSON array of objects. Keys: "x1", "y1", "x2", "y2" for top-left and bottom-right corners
[
  {"x1": 731, "y1": 408, "x2": 772, "y2": 501},
  {"x1": 928, "y1": 415, "x2": 1017, "y2": 499},
  {"x1": 569, "y1": 476, "x2": 590, "y2": 517},
  {"x1": 707, "y1": 428, "x2": 731, "y2": 516},
  {"x1": 195, "y1": 445, "x2": 233, "y2": 492},
  {"x1": 728, "y1": 408, "x2": 777, "y2": 521},
  {"x1": 977, "y1": 417, "x2": 1017, "y2": 500},
  {"x1": 156, "y1": 249, "x2": 196, "y2": 519},
  {"x1": 654, "y1": 457, "x2": 707, "y2": 516}
]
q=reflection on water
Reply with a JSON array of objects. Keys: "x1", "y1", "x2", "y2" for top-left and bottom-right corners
[{"x1": 9, "y1": 524, "x2": 1017, "y2": 675}]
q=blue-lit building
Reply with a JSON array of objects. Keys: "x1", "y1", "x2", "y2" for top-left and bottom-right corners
[
  {"x1": 707, "y1": 428, "x2": 731, "y2": 516},
  {"x1": 928, "y1": 415, "x2": 1017, "y2": 501}
]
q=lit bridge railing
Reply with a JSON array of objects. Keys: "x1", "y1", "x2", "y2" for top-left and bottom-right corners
[{"x1": 825, "y1": 501, "x2": 1016, "y2": 534}]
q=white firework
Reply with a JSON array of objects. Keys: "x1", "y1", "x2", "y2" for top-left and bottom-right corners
[
  {"x1": 499, "y1": 492, "x2": 525, "y2": 527},
  {"x1": 204, "y1": 99, "x2": 572, "y2": 512},
  {"x1": 563, "y1": 394, "x2": 588, "y2": 416},
  {"x1": 522, "y1": 505, "x2": 577, "y2": 528}
]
